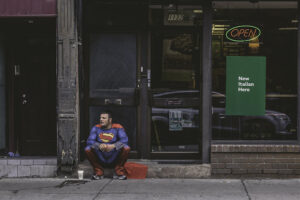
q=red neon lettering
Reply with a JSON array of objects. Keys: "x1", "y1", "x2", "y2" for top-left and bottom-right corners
[
  {"x1": 249, "y1": 29, "x2": 257, "y2": 38},
  {"x1": 230, "y1": 29, "x2": 239, "y2": 38},
  {"x1": 243, "y1": 29, "x2": 249, "y2": 37}
]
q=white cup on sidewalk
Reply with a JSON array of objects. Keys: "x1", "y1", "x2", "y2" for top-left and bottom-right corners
[{"x1": 78, "y1": 170, "x2": 84, "y2": 180}]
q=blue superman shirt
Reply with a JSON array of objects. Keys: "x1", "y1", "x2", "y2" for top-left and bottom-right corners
[{"x1": 85, "y1": 123, "x2": 129, "y2": 164}]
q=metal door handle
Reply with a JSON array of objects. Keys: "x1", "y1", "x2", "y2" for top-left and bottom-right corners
[
  {"x1": 114, "y1": 99, "x2": 122, "y2": 105},
  {"x1": 105, "y1": 99, "x2": 112, "y2": 105},
  {"x1": 167, "y1": 100, "x2": 182, "y2": 106},
  {"x1": 219, "y1": 114, "x2": 225, "y2": 119},
  {"x1": 105, "y1": 98, "x2": 122, "y2": 105}
]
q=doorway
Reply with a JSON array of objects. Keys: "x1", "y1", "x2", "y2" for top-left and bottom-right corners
[
  {"x1": 87, "y1": 33, "x2": 139, "y2": 153},
  {"x1": 83, "y1": 1, "x2": 204, "y2": 160},
  {"x1": 6, "y1": 19, "x2": 56, "y2": 156},
  {"x1": 149, "y1": 5, "x2": 203, "y2": 158},
  {"x1": 82, "y1": 1, "x2": 149, "y2": 159}
]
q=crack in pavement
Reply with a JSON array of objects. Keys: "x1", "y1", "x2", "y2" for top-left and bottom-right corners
[
  {"x1": 56, "y1": 180, "x2": 89, "y2": 188},
  {"x1": 1, "y1": 185, "x2": 61, "y2": 194},
  {"x1": 241, "y1": 179, "x2": 251, "y2": 200},
  {"x1": 92, "y1": 179, "x2": 113, "y2": 200}
]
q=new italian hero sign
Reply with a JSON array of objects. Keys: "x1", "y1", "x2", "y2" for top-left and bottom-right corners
[{"x1": 225, "y1": 56, "x2": 266, "y2": 116}]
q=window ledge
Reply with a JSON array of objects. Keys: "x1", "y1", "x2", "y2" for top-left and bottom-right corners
[{"x1": 211, "y1": 144, "x2": 300, "y2": 153}]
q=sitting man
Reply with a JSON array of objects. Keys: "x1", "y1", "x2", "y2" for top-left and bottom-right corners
[{"x1": 85, "y1": 111, "x2": 130, "y2": 180}]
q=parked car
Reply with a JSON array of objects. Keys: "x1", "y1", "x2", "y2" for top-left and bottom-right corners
[{"x1": 151, "y1": 90, "x2": 293, "y2": 143}]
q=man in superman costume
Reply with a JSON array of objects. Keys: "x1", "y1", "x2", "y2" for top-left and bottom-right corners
[{"x1": 85, "y1": 111, "x2": 130, "y2": 180}]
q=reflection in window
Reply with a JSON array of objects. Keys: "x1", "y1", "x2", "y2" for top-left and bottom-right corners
[
  {"x1": 152, "y1": 107, "x2": 200, "y2": 152},
  {"x1": 212, "y1": 3, "x2": 297, "y2": 140}
]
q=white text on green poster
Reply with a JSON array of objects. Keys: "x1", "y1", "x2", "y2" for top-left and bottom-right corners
[{"x1": 226, "y1": 56, "x2": 266, "y2": 116}]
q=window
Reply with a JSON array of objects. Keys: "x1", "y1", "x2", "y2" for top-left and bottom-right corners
[
  {"x1": 212, "y1": 1, "x2": 297, "y2": 140},
  {"x1": 150, "y1": 6, "x2": 202, "y2": 90}
]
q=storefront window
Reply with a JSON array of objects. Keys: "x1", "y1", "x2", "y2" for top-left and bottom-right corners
[
  {"x1": 212, "y1": 1, "x2": 297, "y2": 140},
  {"x1": 0, "y1": 34, "x2": 6, "y2": 150}
]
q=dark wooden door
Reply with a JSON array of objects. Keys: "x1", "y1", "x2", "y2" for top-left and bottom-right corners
[
  {"x1": 13, "y1": 34, "x2": 56, "y2": 156},
  {"x1": 87, "y1": 33, "x2": 139, "y2": 154}
]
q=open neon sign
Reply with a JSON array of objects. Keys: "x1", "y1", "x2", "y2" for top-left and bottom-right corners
[{"x1": 226, "y1": 25, "x2": 261, "y2": 42}]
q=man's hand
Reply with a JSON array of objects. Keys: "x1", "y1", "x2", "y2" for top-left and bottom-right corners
[
  {"x1": 99, "y1": 143, "x2": 107, "y2": 152},
  {"x1": 105, "y1": 144, "x2": 115, "y2": 152},
  {"x1": 99, "y1": 143, "x2": 115, "y2": 152}
]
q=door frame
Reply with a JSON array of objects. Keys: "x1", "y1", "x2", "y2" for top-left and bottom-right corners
[
  {"x1": 5, "y1": 18, "x2": 57, "y2": 155},
  {"x1": 148, "y1": 4, "x2": 206, "y2": 160},
  {"x1": 82, "y1": 30, "x2": 144, "y2": 160}
]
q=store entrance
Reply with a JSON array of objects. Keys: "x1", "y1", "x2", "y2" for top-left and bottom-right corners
[
  {"x1": 87, "y1": 33, "x2": 139, "y2": 154},
  {"x1": 83, "y1": 1, "x2": 204, "y2": 159},
  {"x1": 82, "y1": 1, "x2": 149, "y2": 159},
  {"x1": 149, "y1": 6, "x2": 203, "y2": 157}
]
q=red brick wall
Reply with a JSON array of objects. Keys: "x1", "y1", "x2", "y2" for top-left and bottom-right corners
[{"x1": 211, "y1": 145, "x2": 300, "y2": 175}]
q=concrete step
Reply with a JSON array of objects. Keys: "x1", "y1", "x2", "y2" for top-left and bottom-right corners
[
  {"x1": 0, "y1": 156, "x2": 57, "y2": 178},
  {"x1": 78, "y1": 159, "x2": 211, "y2": 179}
]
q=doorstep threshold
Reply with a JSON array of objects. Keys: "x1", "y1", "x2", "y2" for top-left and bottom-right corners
[
  {"x1": 0, "y1": 156, "x2": 56, "y2": 159},
  {"x1": 79, "y1": 159, "x2": 211, "y2": 178},
  {"x1": 128, "y1": 159, "x2": 202, "y2": 165}
]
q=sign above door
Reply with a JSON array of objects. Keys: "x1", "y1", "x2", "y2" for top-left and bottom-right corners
[{"x1": 0, "y1": 0, "x2": 56, "y2": 17}]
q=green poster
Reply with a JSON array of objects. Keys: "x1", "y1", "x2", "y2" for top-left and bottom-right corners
[{"x1": 226, "y1": 56, "x2": 266, "y2": 116}]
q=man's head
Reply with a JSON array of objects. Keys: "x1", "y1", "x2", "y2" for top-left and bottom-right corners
[{"x1": 99, "y1": 111, "x2": 113, "y2": 128}]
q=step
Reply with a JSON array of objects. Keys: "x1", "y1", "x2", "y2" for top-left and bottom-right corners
[
  {"x1": 78, "y1": 159, "x2": 211, "y2": 178},
  {"x1": 0, "y1": 156, "x2": 57, "y2": 178}
]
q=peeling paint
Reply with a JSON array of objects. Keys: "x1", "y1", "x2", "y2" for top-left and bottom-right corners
[{"x1": 61, "y1": 150, "x2": 66, "y2": 159}]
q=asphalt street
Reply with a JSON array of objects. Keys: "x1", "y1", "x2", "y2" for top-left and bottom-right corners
[{"x1": 0, "y1": 178, "x2": 300, "y2": 200}]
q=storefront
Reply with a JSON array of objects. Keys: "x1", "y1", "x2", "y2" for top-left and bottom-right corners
[
  {"x1": 81, "y1": 1, "x2": 205, "y2": 161},
  {"x1": 81, "y1": 0, "x2": 299, "y2": 159},
  {"x1": 81, "y1": 0, "x2": 300, "y2": 175},
  {"x1": 0, "y1": 0, "x2": 300, "y2": 176}
]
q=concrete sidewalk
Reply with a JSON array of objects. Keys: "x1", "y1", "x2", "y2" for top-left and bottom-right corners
[{"x1": 0, "y1": 178, "x2": 300, "y2": 200}]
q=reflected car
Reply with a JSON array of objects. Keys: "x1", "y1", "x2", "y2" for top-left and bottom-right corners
[{"x1": 152, "y1": 90, "x2": 293, "y2": 140}]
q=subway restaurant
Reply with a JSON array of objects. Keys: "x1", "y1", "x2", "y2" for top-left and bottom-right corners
[{"x1": 0, "y1": 0, "x2": 300, "y2": 177}]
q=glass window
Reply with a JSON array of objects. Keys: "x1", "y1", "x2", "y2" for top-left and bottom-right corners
[
  {"x1": 151, "y1": 6, "x2": 202, "y2": 90},
  {"x1": 212, "y1": 1, "x2": 297, "y2": 140},
  {"x1": 89, "y1": 34, "x2": 136, "y2": 97},
  {"x1": 0, "y1": 34, "x2": 6, "y2": 151},
  {"x1": 150, "y1": 6, "x2": 202, "y2": 152}
]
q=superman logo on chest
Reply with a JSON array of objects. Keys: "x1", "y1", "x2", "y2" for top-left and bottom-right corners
[{"x1": 99, "y1": 132, "x2": 115, "y2": 143}]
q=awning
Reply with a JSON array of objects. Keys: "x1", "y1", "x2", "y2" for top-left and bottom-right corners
[{"x1": 0, "y1": 0, "x2": 56, "y2": 17}]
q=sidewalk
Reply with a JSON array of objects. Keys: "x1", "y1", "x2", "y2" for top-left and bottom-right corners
[{"x1": 0, "y1": 178, "x2": 300, "y2": 200}]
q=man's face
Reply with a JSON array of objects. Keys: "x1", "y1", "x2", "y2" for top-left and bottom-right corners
[{"x1": 100, "y1": 114, "x2": 112, "y2": 127}]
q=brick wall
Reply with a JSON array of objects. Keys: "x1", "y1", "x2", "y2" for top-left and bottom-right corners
[{"x1": 211, "y1": 144, "x2": 300, "y2": 175}]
